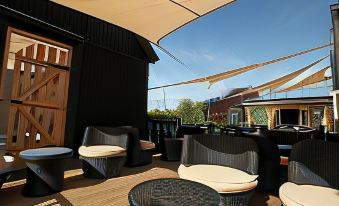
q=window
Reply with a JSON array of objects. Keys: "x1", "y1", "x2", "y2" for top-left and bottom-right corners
[
  {"x1": 310, "y1": 107, "x2": 324, "y2": 128},
  {"x1": 231, "y1": 113, "x2": 238, "y2": 125},
  {"x1": 275, "y1": 110, "x2": 280, "y2": 126},
  {"x1": 301, "y1": 110, "x2": 308, "y2": 126}
]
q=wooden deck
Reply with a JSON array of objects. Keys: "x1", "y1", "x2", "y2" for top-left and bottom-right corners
[{"x1": 0, "y1": 157, "x2": 281, "y2": 206}]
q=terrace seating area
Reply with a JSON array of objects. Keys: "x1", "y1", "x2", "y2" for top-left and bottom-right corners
[
  {"x1": 0, "y1": 1, "x2": 338, "y2": 205},
  {"x1": 1, "y1": 124, "x2": 339, "y2": 205}
]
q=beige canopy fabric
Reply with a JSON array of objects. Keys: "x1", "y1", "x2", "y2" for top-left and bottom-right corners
[
  {"x1": 51, "y1": 0, "x2": 235, "y2": 44},
  {"x1": 277, "y1": 66, "x2": 331, "y2": 93},
  {"x1": 231, "y1": 55, "x2": 329, "y2": 97},
  {"x1": 149, "y1": 44, "x2": 331, "y2": 90}
]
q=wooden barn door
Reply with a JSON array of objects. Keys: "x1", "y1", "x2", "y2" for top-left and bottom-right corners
[{"x1": 5, "y1": 29, "x2": 72, "y2": 151}]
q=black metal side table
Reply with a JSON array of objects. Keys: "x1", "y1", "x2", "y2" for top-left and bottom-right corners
[{"x1": 19, "y1": 147, "x2": 73, "y2": 196}]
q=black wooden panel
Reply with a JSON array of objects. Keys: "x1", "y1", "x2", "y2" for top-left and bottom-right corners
[
  {"x1": 64, "y1": 43, "x2": 84, "y2": 149},
  {"x1": 86, "y1": 16, "x2": 147, "y2": 60},
  {"x1": 74, "y1": 44, "x2": 148, "y2": 147}
]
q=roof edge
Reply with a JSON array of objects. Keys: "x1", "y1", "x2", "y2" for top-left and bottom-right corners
[
  {"x1": 241, "y1": 96, "x2": 333, "y2": 106},
  {"x1": 136, "y1": 35, "x2": 159, "y2": 63},
  {"x1": 331, "y1": 4, "x2": 339, "y2": 11}
]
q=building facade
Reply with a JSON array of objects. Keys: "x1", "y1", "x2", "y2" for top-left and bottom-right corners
[{"x1": 241, "y1": 96, "x2": 334, "y2": 131}]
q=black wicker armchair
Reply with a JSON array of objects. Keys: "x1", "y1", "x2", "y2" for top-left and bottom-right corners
[
  {"x1": 279, "y1": 140, "x2": 339, "y2": 205},
  {"x1": 128, "y1": 178, "x2": 225, "y2": 206},
  {"x1": 179, "y1": 134, "x2": 259, "y2": 206},
  {"x1": 79, "y1": 126, "x2": 129, "y2": 178},
  {"x1": 162, "y1": 125, "x2": 206, "y2": 161},
  {"x1": 95, "y1": 126, "x2": 155, "y2": 166},
  {"x1": 239, "y1": 127, "x2": 281, "y2": 191},
  {"x1": 269, "y1": 125, "x2": 316, "y2": 145}
]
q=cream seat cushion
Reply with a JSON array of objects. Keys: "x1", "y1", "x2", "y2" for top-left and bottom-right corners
[
  {"x1": 79, "y1": 145, "x2": 126, "y2": 158},
  {"x1": 140, "y1": 140, "x2": 155, "y2": 150},
  {"x1": 178, "y1": 164, "x2": 258, "y2": 193},
  {"x1": 279, "y1": 182, "x2": 339, "y2": 206}
]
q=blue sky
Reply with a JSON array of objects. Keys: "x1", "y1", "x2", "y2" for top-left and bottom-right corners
[{"x1": 148, "y1": 0, "x2": 337, "y2": 110}]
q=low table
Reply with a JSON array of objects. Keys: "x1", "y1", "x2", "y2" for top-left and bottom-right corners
[
  {"x1": 0, "y1": 152, "x2": 26, "y2": 189},
  {"x1": 19, "y1": 147, "x2": 73, "y2": 196},
  {"x1": 128, "y1": 178, "x2": 224, "y2": 206}
]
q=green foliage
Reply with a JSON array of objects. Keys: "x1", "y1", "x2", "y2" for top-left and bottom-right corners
[
  {"x1": 176, "y1": 99, "x2": 205, "y2": 124},
  {"x1": 148, "y1": 109, "x2": 178, "y2": 120},
  {"x1": 195, "y1": 101, "x2": 208, "y2": 113},
  {"x1": 148, "y1": 99, "x2": 206, "y2": 124}
]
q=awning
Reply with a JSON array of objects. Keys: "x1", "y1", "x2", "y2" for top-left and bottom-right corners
[
  {"x1": 232, "y1": 55, "x2": 329, "y2": 97},
  {"x1": 51, "y1": 0, "x2": 236, "y2": 44},
  {"x1": 149, "y1": 44, "x2": 331, "y2": 90},
  {"x1": 277, "y1": 66, "x2": 331, "y2": 93}
]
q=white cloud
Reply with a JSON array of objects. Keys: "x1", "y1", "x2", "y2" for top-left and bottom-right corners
[{"x1": 203, "y1": 54, "x2": 215, "y2": 61}]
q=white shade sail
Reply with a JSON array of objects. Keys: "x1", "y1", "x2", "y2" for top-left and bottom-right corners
[
  {"x1": 232, "y1": 55, "x2": 329, "y2": 97},
  {"x1": 149, "y1": 44, "x2": 331, "y2": 90},
  {"x1": 51, "y1": 0, "x2": 236, "y2": 44},
  {"x1": 277, "y1": 65, "x2": 331, "y2": 93}
]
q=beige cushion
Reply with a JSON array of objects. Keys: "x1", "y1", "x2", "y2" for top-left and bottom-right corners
[
  {"x1": 79, "y1": 145, "x2": 126, "y2": 158},
  {"x1": 279, "y1": 182, "x2": 339, "y2": 206},
  {"x1": 140, "y1": 140, "x2": 155, "y2": 150},
  {"x1": 178, "y1": 164, "x2": 258, "y2": 193}
]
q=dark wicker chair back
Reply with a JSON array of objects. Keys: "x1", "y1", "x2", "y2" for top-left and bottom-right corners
[
  {"x1": 80, "y1": 126, "x2": 130, "y2": 178},
  {"x1": 269, "y1": 128, "x2": 315, "y2": 145},
  {"x1": 82, "y1": 126, "x2": 129, "y2": 149},
  {"x1": 239, "y1": 128, "x2": 279, "y2": 159},
  {"x1": 288, "y1": 139, "x2": 339, "y2": 189},
  {"x1": 268, "y1": 129, "x2": 298, "y2": 145},
  {"x1": 83, "y1": 126, "x2": 147, "y2": 166},
  {"x1": 239, "y1": 129, "x2": 281, "y2": 191},
  {"x1": 181, "y1": 134, "x2": 259, "y2": 175},
  {"x1": 175, "y1": 125, "x2": 206, "y2": 138},
  {"x1": 297, "y1": 130, "x2": 316, "y2": 141}
]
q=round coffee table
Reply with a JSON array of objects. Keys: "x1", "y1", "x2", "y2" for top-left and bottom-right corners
[
  {"x1": 0, "y1": 152, "x2": 26, "y2": 189},
  {"x1": 128, "y1": 178, "x2": 224, "y2": 206},
  {"x1": 19, "y1": 147, "x2": 73, "y2": 196}
]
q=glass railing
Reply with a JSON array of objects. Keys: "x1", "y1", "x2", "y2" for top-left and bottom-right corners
[{"x1": 250, "y1": 80, "x2": 333, "y2": 101}]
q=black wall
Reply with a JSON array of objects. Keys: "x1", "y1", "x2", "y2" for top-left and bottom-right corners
[{"x1": 0, "y1": 0, "x2": 152, "y2": 150}]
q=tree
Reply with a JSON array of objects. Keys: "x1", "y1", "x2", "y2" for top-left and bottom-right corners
[
  {"x1": 148, "y1": 109, "x2": 178, "y2": 120},
  {"x1": 176, "y1": 99, "x2": 205, "y2": 124}
]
